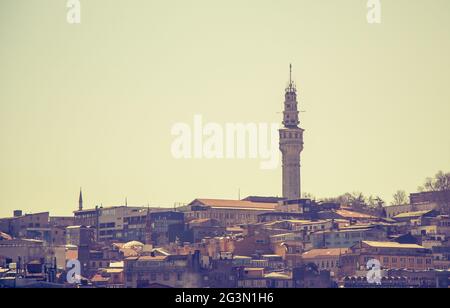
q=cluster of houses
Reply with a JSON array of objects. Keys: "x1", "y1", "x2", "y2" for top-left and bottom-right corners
[{"x1": 0, "y1": 192, "x2": 449, "y2": 288}]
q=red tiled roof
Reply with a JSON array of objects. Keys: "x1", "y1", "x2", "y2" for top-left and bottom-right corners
[
  {"x1": 66, "y1": 250, "x2": 78, "y2": 260},
  {"x1": 336, "y1": 209, "x2": 376, "y2": 219},
  {"x1": 120, "y1": 248, "x2": 139, "y2": 258},
  {"x1": 191, "y1": 199, "x2": 277, "y2": 211},
  {"x1": 302, "y1": 248, "x2": 350, "y2": 259},
  {"x1": 137, "y1": 256, "x2": 167, "y2": 261},
  {"x1": 91, "y1": 274, "x2": 110, "y2": 283}
]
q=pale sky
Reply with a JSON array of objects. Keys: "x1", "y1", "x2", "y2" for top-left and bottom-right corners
[{"x1": 1, "y1": 0, "x2": 449, "y2": 217}]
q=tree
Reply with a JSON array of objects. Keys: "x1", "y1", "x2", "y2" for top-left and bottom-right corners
[
  {"x1": 418, "y1": 171, "x2": 450, "y2": 214},
  {"x1": 419, "y1": 171, "x2": 450, "y2": 192},
  {"x1": 302, "y1": 192, "x2": 316, "y2": 200},
  {"x1": 391, "y1": 190, "x2": 408, "y2": 206},
  {"x1": 348, "y1": 192, "x2": 366, "y2": 208},
  {"x1": 367, "y1": 195, "x2": 385, "y2": 209}
]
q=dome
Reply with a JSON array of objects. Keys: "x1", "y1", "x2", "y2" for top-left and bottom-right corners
[{"x1": 123, "y1": 241, "x2": 144, "y2": 249}]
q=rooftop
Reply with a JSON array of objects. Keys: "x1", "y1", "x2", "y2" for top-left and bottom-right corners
[
  {"x1": 393, "y1": 210, "x2": 433, "y2": 219},
  {"x1": 264, "y1": 272, "x2": 292, "y2": 280},
  {"x1": 362, "y1": 241, "x2": 425, "y2": 249},
  {"x1": 190, "y1": 199, "x2": 277, "y2": 211},
  {"x1": 335, "y1": 209, "x2": 377, "y2": 219},
  {"x1": 128, "y1": 255, "x2": 168, "y2": 262},
  {"x1": 287, "y1": 219, "x2": 329, "y2": 224},
  {"x1": 302, "y1": 248, "x2": 349, "y2": 259}
]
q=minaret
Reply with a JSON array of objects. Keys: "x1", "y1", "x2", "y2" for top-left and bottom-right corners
[
  {"x1": 78, "y1": 188, "x2": 83, "y2": 211},
  {"x1": 279, "y1": 64, "x2": 304, "y2": 200}
]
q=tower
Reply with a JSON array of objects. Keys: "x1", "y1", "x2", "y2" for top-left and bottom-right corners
[
  {"x1": 279, "y1": 64, "x2": 304, "y2": 200},
  {"x1": 79, "y1": 188, "x2": 83, "y2": 211}
]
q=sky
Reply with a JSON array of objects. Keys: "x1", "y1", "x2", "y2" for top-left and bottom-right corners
[{"x1": 0, "y1": 0, "x2": 449, "y2": 217}]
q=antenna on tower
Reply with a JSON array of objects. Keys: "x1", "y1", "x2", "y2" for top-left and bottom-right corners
[
  {"x1": 290, "y1": 63, "x2": 292, "y2": 85},
  {"x1": 286, "y1": 63, "x2": 296, "y2": 92}
]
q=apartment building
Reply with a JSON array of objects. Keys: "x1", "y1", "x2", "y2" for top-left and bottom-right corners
[
  {"x1": 340, "y1": 241, "x2": 433, "y2": 277},
  {"x1": 180, "y1": 199, "x2": 277, "y2": 227}
]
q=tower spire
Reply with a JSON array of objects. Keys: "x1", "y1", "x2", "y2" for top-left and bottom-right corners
[
  {"x1": 78, "y1": 188, "x2": 83, "y2": 211},
  {"x1": 290, "y1": 63, "x2": 292, "y2": 85},
  {"x1": 279, "y1": 64, "x2": 304, "y2": 200},
  {"x1": 287, "y1": 63, "x2": 296, "y2": 92}
]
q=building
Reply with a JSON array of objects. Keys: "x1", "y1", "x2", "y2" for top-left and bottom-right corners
[
  {"x1": 340, "y1": 241, "x2": 434, "y2": 277},
  {"x1": 431, "y1": 246, "x2": 450, "y2": 270},
  {"x1": 124, "y1": 252, "x2": 202, "y2": 288},
  {"x1": 301, "y1": 248, "x2": 349, "y2": 276},
  {"x1": 310, "y1": 225, "x2": 388, "y2": 249},
  {"x1": 186, "y1": 219, "x2": 226, "y2": 243},
  {"x1": 50, "y1": 216, "x2": 76, "y2": 228},
  {"x1": 236, "y1": 268, "x2": 294, "y2": 288},
  {"x1": 0, "y1": 211, "x2": 69, "y2": 246},
  {"x1": 232, "y1": 233, "x2": 273, "y2": 257},
  {"x1": 202, "y1": 258, "x2": 238, "y2": 288},
  {"x1": 98, "y1": 206, "x2": 149, "y2": 242},
  {"x1": 66, "y1": 225, "x2": 94, "y2": 247},
  {"x1": 258, "y1": 212, "x2": 308, "y2": 223},
  {"x1": 0, "y1": 211, "x2": 50, "y2": 238},
  {"x1": 293, "y1": 264, "x2": 334, "y2": 288},
  {"x1": 148, "y1": 211, "x2": 185, "y2": 246},
  {"x1": 75, "y1": 205, "x2": 153, "y2": 243},
  {"x1": 344, "y1": 269, "x2": 450, "y2": 288},
  {"x1": 267, "y1": 219, "x2": 333, "y2": 235},
  {"x1": 425, "y1": 215, "x2": 450, "y2": 236},
  {"x1": 279, "y1": 64, "x2": 304, "y2": 200},
  {"x1": 0, "y1": 238, "x2": 46, "y2": 265},
  {"x1": 74, "y1": 208, "x2": 99, "y2": 232},
  {"x1": 410, "y1": 190, "x2": 450, "y2": 212},
  {"x1": 275, "y1": 199, "x2": 313, "y2": 214},
  {"x1": 90, "y1": 262, "x2": 125, "y2": 288},
  {"x1": 66, "y1": 225, "x2": 94, "y2": 276},
  {"x1": 180, "y1": 199, "x2": 277, "y2": 227},
  {"x1": 393, "y1": 210, "x2": 440, "y2": 224},
  {"x1": 383, "y1": 204, "x2": 412, "y2": 219},
  {"x1": 25, "y1": 225, "x2": 67, "y2": 246}
]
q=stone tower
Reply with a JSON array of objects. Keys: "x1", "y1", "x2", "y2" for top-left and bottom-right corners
[{"x1": 279, "y1": 64, "x2": 304, "y2": 200}]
